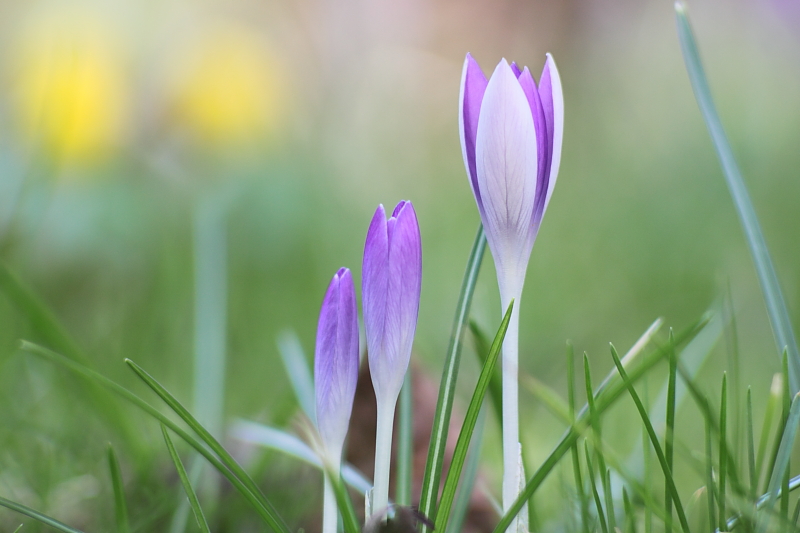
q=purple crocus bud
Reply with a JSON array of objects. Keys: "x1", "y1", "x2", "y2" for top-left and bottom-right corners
[
  {"x1": 362, "y1": 201, "x2": 422, "y2": 405},
  {"x1": 459, "y1": 53, "x2": 563, "y2": 298},
  {"x1": 314, "y1": 267, "x2": 360, "y2": 463}
]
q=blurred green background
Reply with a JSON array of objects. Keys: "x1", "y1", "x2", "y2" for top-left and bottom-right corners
[{"x1": 0, "y1": 0, "x2": 799, "y2": 530}]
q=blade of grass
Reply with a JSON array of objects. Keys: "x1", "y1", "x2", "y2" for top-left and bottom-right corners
[
  {"x1": 162, "y1": 424, "x2": 211, "y2": 533},
  {"x1": 675, "y1": 1, "x2": 800, "y2": 394},
  {"x1": 604, "y1": 468, "x2": 616, "y2": 533},
  {"x1": 765, "y1": 353, "x2": 791, "y2": 496},
  {"x1": 12, "y1": 525, "x2": 23, "y2": 533},
  {"x1": 719, "y1": 473, "x2": 800, "y2": 531},
  {"x1": 107, "y1": 444, "x2": 130, "y2": 533},
  {"x1": 706, "y1": 419, "x2": 717, "y2": 531},
  {"x1": 276, "y1": 330, "x2": 316, "y2": 425},
  {"x1": 328, "y1": 469, "x2": 360, "y2": 533},
  {"x1": 757, "y1": 375, "x2": 782, "y2": 492},
  {"x1": 470, "y1": 320, "x2": 502, "y2": 427},
  {"x1": 21, "y1": 341, "x2": 292, "y2": 533},
  {"x1": 720, "y1": 373, "x2": 728, "y2": 531},
  {"x1": 0, "y1": 496, "x2": 86, "y2": 533},
  {"x1": 568, "y1": 342, "x2": 591, "y2": 533},
  {"x1": 124, "y1": 358, "x2": 294, "y2": 533},
  {"x1": 445, "y1": 407, "x2": 487, "y2": 533},
  {"x1": 747, "y1": 388, "x2": 757, "y2": 501},
  {"x1": 585, "y1": 442, "x2": 610, "y2": 533},
  {"x1": 434, "y1": 300, "x2": 513, "y2": 533},
  {"x1": 396, "y1": 372, "x2": 413, "y2": 506},
  {"x1": 763, "y1": 393, "x2": 800, "y2": 513},
  {"x1": 624, "y1": 486, "x2": 637, "y2": 533},
  {"x1": 666, "y1": 330, "x2": 677, "y2": 533},
  {"x1": 419, "y1": 223, "x2": 486, "y2": 531},
  {"x1": 493, "y1": 315, "x2": 709, "y2": 533},
  {"x1": 608, "y1": 344, "x2": 691, "y2": 533},
  {"x1": 229, "y1": 420, "x2": 372, "y2": 494}
]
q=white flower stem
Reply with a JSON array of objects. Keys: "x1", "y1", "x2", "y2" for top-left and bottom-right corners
[
  {"x1": 501, "y1": 292, "x2": 521, "y2": 517},
  {"x1": 322, "y1": 455, "x2": 342, "y2": 533},
  {"x1": 372, "y1": 398, "x2": 396, "y2": 518}
]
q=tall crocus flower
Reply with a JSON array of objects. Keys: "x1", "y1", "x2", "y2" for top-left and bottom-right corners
[
  {"x1": 459, "y1": 53, "x2": 564, "y2": 519},
  {"x1": 362, "y1": 201, "x2": 422, "y2": 517},
  {"x1": 314, "y1": 268, "x2": 360, "y2": 533}
]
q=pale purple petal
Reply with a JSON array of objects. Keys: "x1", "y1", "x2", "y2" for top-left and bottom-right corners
[
  {"x1": 362, "y1": 205, "x2": 388, "y2": 374},
  {"x1": 535, "y1": 53, "x2": 564, "y2": 226},
  {"x1": 459, "y1": 54, "x2": 488, "y2": 213},
  {"x1": 475, "y1": 59, "x2": 539, "y2": 280},
  {"x1": 516, "y1": 66, "x2": 549, "y2": 225},
  {"x1": 366, "y1": 201, "x2": 421, "y2": 403},
  {"x1": 315, "y1": 268, "x2": 360, "y2": 456},
  {"x1": 510, "y1": 62, "x2": 522, "y2": 78}
]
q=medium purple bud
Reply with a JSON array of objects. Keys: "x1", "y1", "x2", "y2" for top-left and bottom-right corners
[
  {"x1": 314, "y1": 267, "x2": 360, "y2": 459},
  {"x1": 459, "y1": 53, "x2": 563, "y2": 296},
  {"x1": 362, "y1": 201, "x2": 422, "y2": 405}
]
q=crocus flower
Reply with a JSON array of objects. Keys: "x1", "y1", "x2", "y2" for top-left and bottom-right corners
[
  {"x1": 459, "y1": 53, "x2": 563, "y2": 520},
  {"x1": 362, "y1": 201, "x2": 422, "y2": 517},
  {"x1": 314, "y1": 268, "x2": 360, "y2": 533}
]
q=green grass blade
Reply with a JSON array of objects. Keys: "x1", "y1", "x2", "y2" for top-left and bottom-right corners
[
  {"x1": 445, "y1": 407, "x2": 487, "y2": 533},
  {"x1": 434, "y1": 300, "x2": 513, "y2": 533},
  {"x1": 162, "y1": 424, "x2": 211, "y2": 533},
  {"x1": 719, "y1": 373, "x2": 728, "y2": 531},
  {"x1": 396, "y1": 372, "x2": 413, "y2": 507},
  {"x1": 493, "y1": 316, "x2": 709, "y2": 533},
  {"x1": 107, "y1": 444, "x2": 130, "y2": 533},
  {"x1": 124, "y1": 358, "x2": 292, "y2": 533},
  {"x1": 747, "y1": 388, "x2": 757, "y2": 500},
  {"x1": 230, "y1": 420, "x2": 372, "y2": 494},
  {"x1": 604, "y1": 468, "x2": 616, "y2": 533},
  {"x1": 666, "y1": 330, "x2": 677, "y2": 533},
  {"x1": 329, "y1": 471, "x2": 360, "y2": 533},
  {"x1": 276, "y1": 330, "x2": 316, "y2": 425},
  {"x1": 568, "y1": 342, "x2": 591, "y2": 533},
  {"x1": 0, "y1": 496, "x2": 86, "y2": 533},
  {"x1": 585, "y1": 442, "x2": 610, "y2": 533},
  {"x1": 609, "y1": 344, "x2": 690, "y2": 533},
  {"x1": 623, "y1": 486, "x2": 637, "y2": 533},
  {"x1": 419, "y1": 223, "x2": 486, "y2": 530},
  {"x1": 12, "y1": 524, "x2": 23, "y2": 533},
  {"x1": 758, "y1": 375, "x2": 782, "y2": 493},
  {"x1": 706, "y1": 420, "x2": 717, "y2": 531},
  {"x1": 470, "y1": 320, "x2": 502, "y2": 427},
  {"x1": 763, "y1": 393, "x2": 800, "y2": 512},
  {"x1": 21, "y1": 341, "x2": 291, "y2": 533},
  {"x1": 675, "y1": 1, "x2": 800, "y2": 394}
]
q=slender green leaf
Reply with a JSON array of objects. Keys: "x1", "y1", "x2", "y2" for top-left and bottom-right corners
[
  {"x1": 604, "y1": 468, "x2": 616, "y2": 533},
  {"x1": 396, "y1": 372, "x2": 413, "y2": 507},
  {"x1": 623, "y1": 486, "x2": 636, "y2": 533},
  {"x1": 747, "y1": 388, "x2": 757, "y2": 501},
  {"x1": 757, "y1": 375, "x2": 782, "y2": 493},
  {"x1": 419, "y1": 224, "x2": 486, "y2": 531},
  {"x1": 0, "y1": 496, "x2": 85, "y2": 533},
  {"x1": 328, "y1": 469, "x2": 360, "y2": 533},
  {"x1": 706, "y1": 420, "x2": 716, "y2": 532},
  {"x1": 21, "y1": 341, "x2": 292, "y2": 533},
  {"x1": 435, "y1": 300, "x2": 513, "y2": 533},
  {"x1": 107, "y1": 444, "x2": 130, "y2": 533},
  {"x1": 276, "y1": 330, "x2": 316, "y2": 425},
  {"x1": 470, "y1": 320, "x2": 502, "y2": 427},
  {"x1": 585, "y1": 443, "x2": 610, "y2": 533},
  {"x1": 124, "y1": 358, "x2": 292, "y2": 533},
  {"x1": 763, "y1": 393, "x2": 800, "y2": 512},
  {"x1": 608, "y1": 344, "x2": 690, "y2": 533},
  {"x1": 12, "y1": 525, "x2": 23, "y2": 533},
  {"x1": 720, "y1": 373, "x2": 728, "y2": 531},
  {"x1": 666, "y1": 330, "x2": 677, "y2": 533},
  {"x1": 675, "y1": 1, "x2": 800, "y2": 394},
  {"x1": 568, "y1": 342, "x2": 591, "y2": 533},
  {"x1": 162, "y1": 425, "x2": 211, "y2": 533},
  {"x1": 493, "y1": 316, "x2": 709, "y2": 533},
  {"x1": 445, "y1": 407, "x2": 487, "y2": 533}
]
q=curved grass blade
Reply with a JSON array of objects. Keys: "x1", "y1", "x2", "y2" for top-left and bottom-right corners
[
  {"x1": 470, "y1": 319, "x2": 502, "y2": 427},
  {"x1": 419, "y1": 224, "x2": 486, "y2": 531},
  {"x1": 445, "y1": 407, "x2": 487, "y2": 533},
  {"x1": 0, "y1": 496, "x2": 86, "y2": 533},
  {"x1": 20, "y1": 341, "x2": 291, "y2": 533},
  {"x1": 396, "y1": 373, "x2": 413, "y2": 506},
  {"x1": 665, "y1": 331, "x2": 677, "y2": 533},
  {"x1": 107, "y1": 444, "x2": 131, "y2": 533},
  {"x1": 609, "y1": 344, "x2": 690, "y2": 533},
  {"x1": 162, "y1": 424, "x2": 211, "y2": 533},
  {"x1": 762, "y1": 393, "x2": 800, "y2": 513},
  {"x1": 675, "y1": 1, "x2": 800, "y2": 394},
  {"x1": 585, "y1": 442, "x2": 610, "y2": 533},
  {"x1": 719, "y1": 374, "x2": 728, "y2": 531},
  {"x1": 124, "y1": 358, "x2": 291, "y2": 533},
  {"x1": 493, "y1": 315, "x2": 709, "y2": 533},
  {"x1": 434, "y1": 300, "x2": 513, "y2": 533}
]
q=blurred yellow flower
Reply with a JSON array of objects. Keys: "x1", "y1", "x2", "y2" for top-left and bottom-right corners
[
  {"x1": 12, "y1": 10, "x2": 128, "y2": 165},
  {"x1": 170, "y1": 25, "x2": 286, "y2": 148}
]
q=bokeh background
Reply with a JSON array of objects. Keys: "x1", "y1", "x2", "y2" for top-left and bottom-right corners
[{"x1": 0, "y1": 0, "x2": 799, "y2": 530}]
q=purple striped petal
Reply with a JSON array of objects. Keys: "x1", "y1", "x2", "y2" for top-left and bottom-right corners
[
  {"x1": 314, "y1": 267, "x2": 360, "y2": 457},
  {"x1": 475, "y1": 59, "x2": 539, "y2": 282},
  {"x1": 535, "y1": 53, "x2": 564, "y2": 226},
  {"x1": 516, "y1": 66, "x2": 549, "y2": 226},
  {"x1": 459, "y1": 54, "x2": 488, "y2": 213},
  {"x1": 363, "y1": 201, "x2": 422, "y2": 404}
]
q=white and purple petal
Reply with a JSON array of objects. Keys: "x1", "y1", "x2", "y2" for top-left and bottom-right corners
[
  {"x1": 534, "y1": 53, "x2": 564, "y2": 227},
  {"x1": 459, "y1": 54, "x2": 489, "y2": 213}
]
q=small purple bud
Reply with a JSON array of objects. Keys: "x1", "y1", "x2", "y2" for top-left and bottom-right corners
[
  {"x1": 314, "y1": 267, "x2": 360, "y2": 459},
  {"x1": 362, "y1": 201, "x2": 422, "y2": 405}
]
